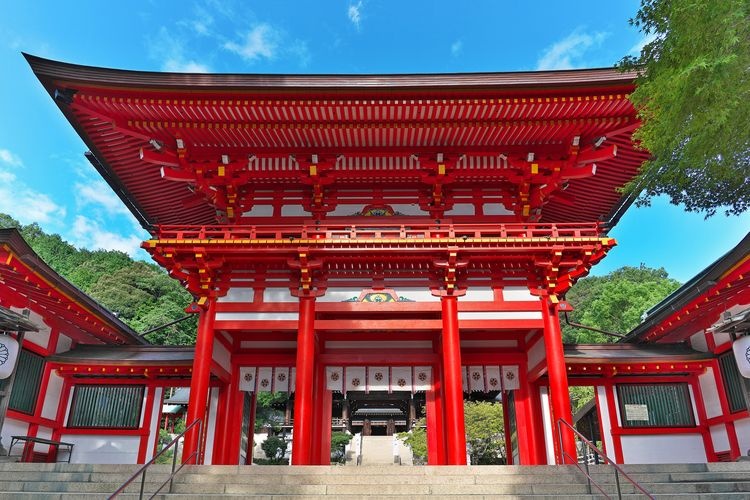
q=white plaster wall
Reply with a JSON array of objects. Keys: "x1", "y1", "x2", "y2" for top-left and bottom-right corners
[
  {"x1": 0, "y1": 418, "x2": 28, "y2": 454},
  {"x1": 13, "y1": 308, "x2": 51, "y2": 349},
  {"x1": 444, "y1": 203, "x2": 474, "y2": 215},
  {"x1": 709, "y1": 424, "x2": 730, "y2": 452},
  {"x1": 219, "y1": 287, "x2": 255, "y2": 303},
  {"x1": 483, "y1": 203, "x2": 513, "y2": 215},
  {"x1": 392, "y1": 288, "x2": 439, "y2": 302},
  {"x1": 318, "y1": 288, "x2": 364, "y2": 302},
  {"x1": 502, "y1": 286, "x2": 535, "y2": 301},
  {"x1": 460, "y1": 339, "x2": 517, "y2": 348},
  {"x1": 458, "y1": 311, "x2": 542, "y2": 320},
  {"x1": 698, "y1": 367, "x2": 722, "y2": 419},
  {"x1": 203, "y1": 388, "x2": 220, "y2": 464},
  {"x1": 461, "y1": 288, "x2": 494, "y2": 302},
  {"x1": 735, "y1": 417, "x2": 750, "y2": 456},
  {"x1": 241, "y1": 205, "x2": 274, "y2": 217},
  {"x1": 34, "y1": 427, "x2": 52, "y2": 440},
  {"x1": 714, "y1": 331, "x2": 732, "y2": 347},
  {"x1": 40, "y1": 371, "x2": 64, "y2": 421},
  {"x1": 22, "y1": 329, "x2": 51, "y2": 350},
  {"x1": 689, "y1": 331, "x2": 709, "y2": 352},
  {"x1": 56, "y1": 334, "x2": 73, "y2": 354},
  {"x1": 145, "y1": 388, "x2": 163, "y2": 462},
  {"x1": 596, "y1": 386, "x2": 615, "y2": 457},
  {"x1": 263, "y1": 288, "x2": 298, "y2": 303},
  {"x1": 620, "y1": 434, "x2": 707, "y2": 463},
  {"x1": 215, "y1": 312, "x2": 298, "y2": 321},
  {"x1": 326, "y1": 340, "x2": 432, "y2": 350},
  {"x1": 281, "y1": 205, "x2": 310, "y2": 216},
  {"x1": 60, "y1": 435, "x2": 140, "y2": 464},
  {"x1": 539, "y1": 387, "x2": 555, "y2": 465},
  {"x1": 687, "y1": 385, "x2": 701, "y2": 426},
  {"x1": 212, "y1": 337, "x2": 232, "y2": 370},
  {"x1": 30, "y1": 427, "x2": 53, "y2": 454},
  {"x1": 526, "y1": 337, "x2": 546, "y2": 372},
  {"x1": 389, "y1": 204, "x2": 424, "y2": 216},
  {"x1": 241, "y1": 341, "x2": 296, "y2": 349}
]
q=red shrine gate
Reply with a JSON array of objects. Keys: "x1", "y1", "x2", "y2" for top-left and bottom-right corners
[{"x1": 27, "y1": 55, "x2": 650, "y2": 465}]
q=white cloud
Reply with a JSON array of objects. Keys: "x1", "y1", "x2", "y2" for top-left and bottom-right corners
[
  {"x1": 348, "y1": 1, "x2": 363, "y2": 28},
  {"x1": 75, "y1": 180, "x2": 132, "y2": 218},
  {"x1": 151, "y1": 26, "x2": 212, "y2": 73},
  {"x1": 451, "y1": 40, "x2": 463, "y2": 57},
  {"x1": 163, "y1": 59, "x2": 211, "y2": 73},
  {"x1": 192, "y1": 20, "x2": 211, "y2": 36},
  {"x1": 536, "y1": 30, "x2": 609, "y2": 70},
  {"x1": 71, "y1": 215, "x2": 144, "y2": 257},
  {"x1": 224, "y1": 24, "x2": 280, "y2": 62},
  {"x1": 288, "y1": 40, "x2": 312, "y2": 68},
  {"x1": 0, "y1": 148, "x2": 22, "y2": 167},
  {"x1": 0, "y1": 148, "x2": 66, "y2": 225},
  {"x1": 0, "y1": 180, "x2": 66, "y2": 225},
  {"x1": 629, "y1": 32, "x2": 657, "y2": 56}
]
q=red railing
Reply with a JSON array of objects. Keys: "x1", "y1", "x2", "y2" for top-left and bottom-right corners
[{"x1": 153, "y1": 222, "x2": 606, "y2": 242}]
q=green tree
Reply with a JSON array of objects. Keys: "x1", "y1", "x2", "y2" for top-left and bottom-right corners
[
  {"x1": 260, "y1": 435, "x2": 287, "y2": 462},
  {"x1": 619, "y1": 0, "x2": 750, "y2": 216},
  {"x1": 570, "y1": 386, "x2": 596, "y2": 415},
  {"x1": 562, "y1": 265, "x2": 681, "y2": 344},
  {"x1": 398, "y1": 418, "x2": 428, "y2": 464},
  {"x1": 399, "y1": 400, "x2": 505, "y2": 465},
  {"x1": 0, "y1": 213, "x2": 196, "y2": 345},
  {"x1": 464, "y1": 401, "x2": 505, "y2": 465},
  {"x1": 330, "y1": 431, "x2": 353, "y2": 463},
  {"x1": 253, "y1": 392, "x2": 289, "y2": 432}
]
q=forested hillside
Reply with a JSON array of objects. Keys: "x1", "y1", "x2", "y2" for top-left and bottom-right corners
[
  {"x1": 561, "y1": 266, "x2": 682, "y2": 344},
  {"x1": 0, "y1": 214, "x2": 196, "y2": 345}
]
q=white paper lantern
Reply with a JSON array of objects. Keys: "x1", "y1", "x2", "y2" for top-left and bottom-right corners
[
  {"x1": 732, "y1": 335, "x2": 750, "y2": 379},
  {"x1": 0, "y1": 335, "x2": 19, "y2": 380}
]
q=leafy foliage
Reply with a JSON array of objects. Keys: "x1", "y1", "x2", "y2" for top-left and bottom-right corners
[
  {"x1": 253, "y1": 392, "x2": 289, "y2": 432},
  {"x1": 562, "y1": 265, "x2": 681, "y2": 343},
  {"x1": 0, "y1": 214, "x2": 195, "y2": 345},
  {"x1": 399, "y1": 400, "x2": 505, "y2": 465},
  {"x1": 570, "y1": 386, "x2": 596, "y2": 415},
  {"x1": 398, "y1": 418, "x2": 428, "y2": 464},
  {"x1": 330, "y1": 431, "x2": 353, "y2": 463},
  {"x1": 464, "y1": 400, "x2": 505, "y2": 464},
  {"x1": 619, "y1": 0, "x2": 750, "y2": 216},
  {"x1": 260, "y1": 435, "x2": 287, "y2": 461}
]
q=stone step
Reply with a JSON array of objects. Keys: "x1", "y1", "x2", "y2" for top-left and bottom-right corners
[
  {"x1": 2, "y1": 462, "x2": 749, "y2": 498},
  {"x1": 5, "y1": 494, "x2": 750, "y2": 500}
]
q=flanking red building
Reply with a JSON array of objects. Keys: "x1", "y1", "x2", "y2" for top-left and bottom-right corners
[{"x1": 0, "y1": 55, "x2": 745, "y2": 466}]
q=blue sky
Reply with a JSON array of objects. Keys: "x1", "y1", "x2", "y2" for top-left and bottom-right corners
[{"x1": 0, "y1": 1, "x2": 746, "y2": 282}]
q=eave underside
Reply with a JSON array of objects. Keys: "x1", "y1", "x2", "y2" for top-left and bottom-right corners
[
  {"x1": 0, "y1": 230, "x2": 144, "y2": 345},
  {"x1": 27, "y1": 55, "x2": 648, "y2": 229}
]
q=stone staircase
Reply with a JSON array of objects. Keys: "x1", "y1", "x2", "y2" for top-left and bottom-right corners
[
  {"x1": 0, "y1": 462, "x2": 748, "y2": 498},
  {"x1": 359, "y1": 435, "x2": 396, "y2": 465}
]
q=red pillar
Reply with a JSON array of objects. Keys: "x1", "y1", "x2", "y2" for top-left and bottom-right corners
[
  {"x1": 244, "y1": 393, "x2": 257, "y2": 465},
  {"x1": 517, "y1": 368, "x2": 545, "y2": 464},
  {"x1": 542, "y1": 298, "x2": 576, "y2": 464},
  {"x1": 183, "y1": 298, "x2": 216, "y2": 464},
  {"x1": 212, "y1": 384, "x2": 230, "y2": 464},
  {"x1": 441, "y1": 295, "x2": 466, "y2": 465},
  {"x1": 292, "y1": 295, "x2": 316, "y2": 465},
  {"x1": 426, "y1": 363, "x2": 446, "y2": 465},
  {"x1": 221, "y1": 366, "x2": 244, "y2": 464},
  {"x1": 310, "y1": 362, "x2": 332, "y2": 465}
]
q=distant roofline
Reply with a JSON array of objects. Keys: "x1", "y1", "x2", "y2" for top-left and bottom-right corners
[
  {"x1": 0, "y1": 228, "x2": 146, "y2": 344},
  {"x1": 24, "y1": 53, "x2": 637, "y2": 92},
  {"x1": 622, "y1": 232, "x2": 750, "y2": 343}
]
